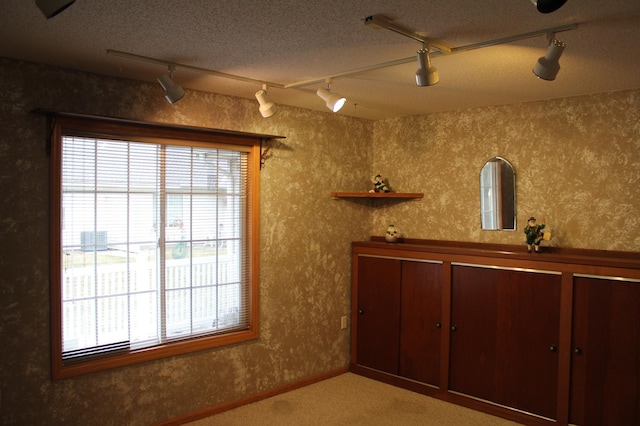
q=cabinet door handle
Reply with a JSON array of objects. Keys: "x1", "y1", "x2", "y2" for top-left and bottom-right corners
[
  {"x1": 436, "y1": 322, "x2": 442, "y2": 328},
  {"x1": 451, "y1": 325, "x2": 457, "y2": 331},
  {"x1": 549, "y1": 344, "x2": 558, "y2": 352},
  {"x1": 358, "y1": 309, "x2": 364, "y2": 315},
  {"x1": 574, "y1": 347, "x2": 583, "y2": 355}
]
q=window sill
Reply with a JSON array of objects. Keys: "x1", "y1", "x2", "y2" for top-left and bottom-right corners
[{"x1": 52, "y1": 327, "x2": 259, "y2": 379}]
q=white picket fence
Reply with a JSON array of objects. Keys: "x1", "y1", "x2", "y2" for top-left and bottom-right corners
[{"x1": 62, "y1": 255, "x2": 240, "y2": 352}]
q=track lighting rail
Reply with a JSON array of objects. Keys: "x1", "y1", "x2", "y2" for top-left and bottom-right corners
[
  {"x1": 107, "y1": 22, "x2": 577, "y2": 92},
  {"x1": 446, "y1": 23, "x2": 577, "y2": 56},
  {"x1": 106, "y1": 49, "x2": 286, "y2": 89},
  {"x1": 286, "y1": 23, "x2": 577, "y2": 88}
]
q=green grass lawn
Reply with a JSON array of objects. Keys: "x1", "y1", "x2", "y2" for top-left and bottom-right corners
[{"x1": 64, "y1": 246, "x2": 226, "y2": 267}]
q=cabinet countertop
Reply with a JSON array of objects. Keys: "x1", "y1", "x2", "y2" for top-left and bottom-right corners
[{"x1": 353, "y1": 237, "x2": 640, "y2": 272}]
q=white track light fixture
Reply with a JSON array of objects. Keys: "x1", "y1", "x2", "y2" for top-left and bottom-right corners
[
  {"x1": 415, "y1": 47, "x2": 439, "y2": 86},
  {"x1": 316, "y1": 80, "x2": 346, "y2": 113},
  {"x1": 255, "y1": 84, "x2": 277, "y2": 118},
  {"x1": 157, "y1": 66, "x2": 185, "y2": 104},
  {"x1": 533, "y1": 37, "x2": 566, "y2": 81},
  {"x1": 36, "y1": 0, "x2": 76, "y2": 19},
  {"x1": 529, "y1": 0, "x2": 567, "y2": 14}
]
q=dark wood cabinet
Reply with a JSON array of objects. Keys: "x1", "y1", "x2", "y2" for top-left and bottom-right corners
[
  {"x1": 399, "y1": 260, "x2": 442, "y2": 386},
  {"x1": 355, "y1": 256, "x2": 401, "y2": 374},
  {"x1": 569, "y1": 276, "x2": 640, "y2": 426},
  {"x1": 355, "y1": 256, "x2": 442, "y2": 385},
  {"x1": 447, "y1": 265, "x2": 499, "y2": 400},
  {"x1": 350, "y1": 238, "x2": 640, "y2": 425},
  {"x1": 449, "y1": 265, "x2": 561, "y2": 420}
]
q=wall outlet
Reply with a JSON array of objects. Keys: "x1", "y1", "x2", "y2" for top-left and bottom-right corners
[{"x1": 340, "y1": 315, "x2": 348, "y2": 330}]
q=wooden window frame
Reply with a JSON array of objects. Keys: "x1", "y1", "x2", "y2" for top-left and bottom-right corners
[{"x1": 48, "y1": 114, "x2": 265, "y2": 379}]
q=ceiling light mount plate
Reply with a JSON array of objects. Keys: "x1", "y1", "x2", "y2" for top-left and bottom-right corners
[
  {"x1": 36, "y1": 0, "x2": 76, "y2": 19},
  {"x1": 530, "y1": 0, "x2": 568, "y2": 14},
  {"x1": 364, "y1": 14, "x2": 452, "y2": 54}
]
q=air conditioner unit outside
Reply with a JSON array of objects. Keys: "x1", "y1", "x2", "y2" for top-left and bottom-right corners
[{"x1": 80, "y1": 231, "x2": 108, "y2": 252}]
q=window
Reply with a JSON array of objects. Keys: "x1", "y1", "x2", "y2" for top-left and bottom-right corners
[{"x1": 49, "y1": 114, "x2": 261, "y2": 379}]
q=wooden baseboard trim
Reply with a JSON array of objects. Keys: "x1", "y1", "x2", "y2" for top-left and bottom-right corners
[{"x1": 157, "y1": 367, "x2": 350, "y2": 425}]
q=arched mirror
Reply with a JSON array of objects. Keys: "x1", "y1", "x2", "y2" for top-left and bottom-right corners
[{"x1": 480, "y1": 157, "x2": 516, "y2": 230}]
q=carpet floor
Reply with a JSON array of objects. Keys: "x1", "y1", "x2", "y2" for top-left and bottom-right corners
[{"x1": 187, "y1": 373, "x2": 523, "y2": 425}]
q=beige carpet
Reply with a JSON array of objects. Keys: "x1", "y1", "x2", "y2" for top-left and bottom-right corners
[{"x1": 187, "y1": 373, "x2": 523, "y2": 425}]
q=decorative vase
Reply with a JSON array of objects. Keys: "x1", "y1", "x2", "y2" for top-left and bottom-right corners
[
  {"x1": 385, "y1": 234, "x2": 398, "y2": 243},
  {"x1": 385, "y1": 224, "x2": 399, "y2": 243}
]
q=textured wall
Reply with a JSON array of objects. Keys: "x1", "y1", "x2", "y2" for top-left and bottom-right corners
[
  {"x1": 0, "y1": 58, "x2": 370, "y2": 425},
  {"x1": 371, "y1": 90, "x2": 640, "y2": 251},
  {"x1": 1, "y1": 57, "x2": 639, "y2": 425}
]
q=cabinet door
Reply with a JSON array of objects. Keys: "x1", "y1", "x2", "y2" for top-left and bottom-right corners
[
  {"x1": 449, "y1": 266, "x2": 499, "y2": 400},
  {"x1": 449, "y1": 265, "x2": 561, "y2": 419},
  {"x1": 399, "y1": 260, "x2": 442, "y2": 386},
  {"x1": 494, "y1": 268, "x2": 560, "y2": 419},
  {"x1": 570, "y1": 276, "x2": 640, "y2": 425},
  {"x1": 356, "y1": 256, "x2": 401, "y2": 374}
]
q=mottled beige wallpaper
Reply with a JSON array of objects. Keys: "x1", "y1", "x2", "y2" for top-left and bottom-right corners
[
  {"x1": 371, "y1": 90, "x2": 640, "y2": 251},
  {"x1": 1, "y1": 56, "x2": 639, "y2": 426},
  {"x1": 0, "y1": 58, "x2": 370, "y2": 425}
]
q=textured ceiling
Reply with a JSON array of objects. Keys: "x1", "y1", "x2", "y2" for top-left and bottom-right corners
[{"x1": 2, "y1": 0, "x2": 640, "y2": 120}]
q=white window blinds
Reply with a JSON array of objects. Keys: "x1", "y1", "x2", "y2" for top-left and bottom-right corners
[{"x1": 59, "y1": 135, "x2": 251, "y2": 362}]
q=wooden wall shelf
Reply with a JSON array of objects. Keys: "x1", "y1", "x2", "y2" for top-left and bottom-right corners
[{"x1": 331, "y1": 192, "x2": 423, "y2": 199}]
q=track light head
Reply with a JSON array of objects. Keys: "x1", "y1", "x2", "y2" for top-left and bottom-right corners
[
  {"x1": 157, "y1": 67, "x2": 185, "y2": 104},
  {"x1": 255, "y1": 85, "x2": 277, "y2": 118},
  {"x1": 533, "y1": 38, "x2": 566, "y2": 81},
  {"x1": 415, "y1": 48, "x2": 439, "y2": 86},
  {"x1": 36, "y1": 0, "x2": 76, "y2": 19},
  {"x1": 316, "y1": 86, "x2": 346, "y2": 113},
  {"x1": 529, "y1": 0, "x2": 568, "y2": 14}
]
